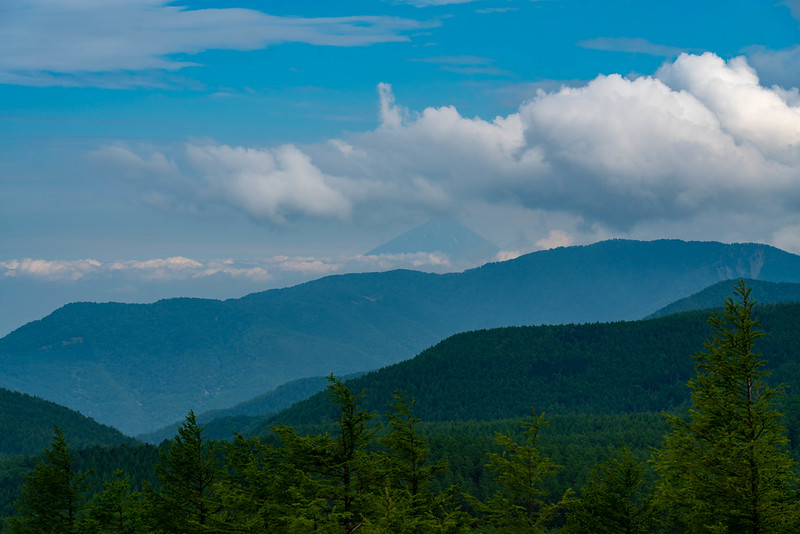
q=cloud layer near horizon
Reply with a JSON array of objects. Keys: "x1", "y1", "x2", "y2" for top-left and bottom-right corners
[
  {"x1": 95, "y1": 53, "x2": 800, "y2": 250},
  {"x1": 0, "y1": 251, "x2": 462, "y2": 283}
]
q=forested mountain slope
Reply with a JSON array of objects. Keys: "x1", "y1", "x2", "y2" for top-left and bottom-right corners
[
  {"x1": 137, "y1": 375, "x2": 332, "y2": 443},
  {"x1": 2, "y1": 239, "x2": 799, "y2": 435},
  {"x1": 266, "y1": 301, "x2": 800, "y2": 438},
  {"x1": 0, "y1": 387, "x2": 134, "y2": 458},
  {"x1": 648, "y1": 279, "x2": 800, "y2": 317}
]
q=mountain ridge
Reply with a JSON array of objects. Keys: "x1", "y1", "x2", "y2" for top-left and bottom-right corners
[{"x1": 3, "y1": 239, "x2": 800, "y2": 435}]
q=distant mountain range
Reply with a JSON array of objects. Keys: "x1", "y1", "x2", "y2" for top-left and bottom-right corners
[{"x1": 2, "y1": 239, "x2": 800, "y2": 436}]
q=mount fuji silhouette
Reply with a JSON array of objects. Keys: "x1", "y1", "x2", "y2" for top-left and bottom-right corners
[{"x1": 366, "y1": 218, "x2": 500, "y2": 265}]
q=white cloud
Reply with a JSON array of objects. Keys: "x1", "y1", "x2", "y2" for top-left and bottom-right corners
[
  {"x1": 1, "y1": 259, "x2": 102, "y2": 281},
  {"x1": 657, "y1": 53, "x2": 800, "y2": 158},
  {"x1": 535, "y1": 230, "x2": 574, "y2": 250},
  {"x1": 94, "y1": 53, "x2": 800, "y2": 246},
  {"x1": 0, "y1": 0, "x2": 429, "y2": 86},
  {"x1": 0, "y1": 251, "x2": 461, "y2": 287},
  {"x1": 184, "y1": 144, "x2": 352, "y2": 224}
]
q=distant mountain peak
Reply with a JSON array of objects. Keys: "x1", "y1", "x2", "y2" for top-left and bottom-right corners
[{"x1": 366, "y1": 218, "x2": 500, "y2": 265}]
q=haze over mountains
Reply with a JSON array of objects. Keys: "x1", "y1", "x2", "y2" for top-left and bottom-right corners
[
  {"x1": 2, "y1": 239, "x2": 800, "y2": 436},
  {"x1": 0, "y1": 218, "x2": 495, "y2": 338}
]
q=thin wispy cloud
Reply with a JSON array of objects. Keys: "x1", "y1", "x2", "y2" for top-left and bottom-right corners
[
  {"x1": 392, "y1": 0, "x2": 480, "y2": 6},
  {"x1": 409, "y1": 55, "x2": 511, "y2": 75},
  {"x1": 475, "y1": 8, "x2": 518, "y2": 14},
  {"x1": 577, "y1": 37, "x2": 693, "y2": 58},
  {"x1": 0, "y1": 0, "x2": 431, "y2": 87}
]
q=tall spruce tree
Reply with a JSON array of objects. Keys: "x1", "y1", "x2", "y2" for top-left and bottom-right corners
[
  {"x1": 9, "y1": 427, "x2": 91, "y2": 534},
  {"x1": 273, "y1": 375, "x2": 379, "y2": 533},
  {"x1": 653, "y1": 279, "x2": 800, "y2": 533},
  {"x1": 474, "y1": 409, "x2": 571, "y2": 532},
  {"x1": 152, "y1": 411, "x2": 220, "y2": 533}
]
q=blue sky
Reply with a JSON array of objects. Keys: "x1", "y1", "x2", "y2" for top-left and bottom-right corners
[{"x1": 3, "y1": 0, "x2": 800, "y2": 334}]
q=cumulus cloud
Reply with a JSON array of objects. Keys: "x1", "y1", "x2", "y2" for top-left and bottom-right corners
[
  {"x1": 95, "y1": 53, "x2": 800, "y2": 246},
  {"x1": 0, "y1": 0, "x2": 429, "y2": 86},
  {"x1": 184, "y1": 144, "x2": 352, "y2": 224}
]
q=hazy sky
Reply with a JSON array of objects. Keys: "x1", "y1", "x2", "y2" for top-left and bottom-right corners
[{"x1": 3, "y1": 0, "x2": 800, "y2": 334}]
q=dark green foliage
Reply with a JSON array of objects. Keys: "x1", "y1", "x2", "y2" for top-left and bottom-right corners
[
  {"x1": 565, "y1": 446, "x2": 658, "y2": 533},
  {"x1": 363, "y1": 391, "x2": 451, "y2": 533},
  {"x1": 3, "y1": 240, "x2": 800, "y2": 435},
  {"x1": 379, "y1": 392, "x2": 446, "y2": 512},
  {"x1": 0, "y1": 387, "x2": 133, "y2": 460},
  {"x1": 80, "y1": 470, "x2": 148, "y2": 534},
  {"x1": 213, "y1": 433, "x2": 303, "y2": 532},
  {"x1": 268, "y1": 302, "x2": 800, "y2": 435},
  {"x1": 653, "y1": 281, "x2": 800, "y2": 532},
  {"x1": 471, "y1": 411, "x2": 571, "y2": 532},
  {"x1": 152, "y1": 412, "x2": 220, "y2": 533},
  {"x1": 9, "y1": 428, "x2": 91, "y2": 533},
  {"x1": 273, "y1": 376, "x2": 380, "y2": 533}
]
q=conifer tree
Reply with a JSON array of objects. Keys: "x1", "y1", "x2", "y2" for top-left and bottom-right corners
[
  {"x1": 9, "y1": 427, "x2": 91, "y2": 534},
  {"x1": 273, "y1": 375, "x2": 379, "y2": 534},
  {"x1": 80, "y1": 469, "x2": 148, "y2": 534},
  {"x1": 362, "y1": 391, "x2": 454, "y2": 533},
  {"x1": 474, "y1": 409, "x2": 571, "y2": 532},
  {"x1": 213, "y1": 432, "x2": 302, "y2": 532},
  {"x1": 380, "y1": 391, "x2": 447, "y2": 514},
  {"x1": 566, "y1": 445, "x2": 657, "y2": 533},
  {"x1": 653, "y1": 279, "x2": 800, "y2": 533},
  {"x1": 152, "y1": 411, "x2": 219, "y2": 533}
]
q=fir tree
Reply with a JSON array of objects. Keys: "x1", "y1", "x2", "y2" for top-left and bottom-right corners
[
  {"x1": 473, "y1": 409, "x2": 571, "y2": 532},
  {"x1": 9, "y1": 427, "x2": 91, "y2": 534},
  {"x1": 273, "y1": 375, "x2": 379, "y2": 534},
  {"x1": 152, "y1": 411, "x2": 220, "y2": 533},
  {"x1": 653, "y1": 279, "x2": 800, "y2": 533},
  {"x1": 566, "y1": 445, "x2": 657, "y2": 533}
]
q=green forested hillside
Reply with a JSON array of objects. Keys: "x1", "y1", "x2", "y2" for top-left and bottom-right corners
[
  {"x1": 3, "y1": 285, "x2": 800, "y2": 531},
  {"x1": 265, "y1": 301, "x2": 800, "y2": 433},
  {"x1": 0, "y1": 387, "x2": 134, "y2": 458},
  {"x1": 3, "y1": 239, "x2": 800, "y2": 435}
]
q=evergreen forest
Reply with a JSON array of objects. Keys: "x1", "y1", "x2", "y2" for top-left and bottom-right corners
[{"x1": 2, "y1": 280, "x2": 800, "y2": 532}]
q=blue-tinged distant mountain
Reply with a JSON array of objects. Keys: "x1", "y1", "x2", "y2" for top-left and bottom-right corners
[
  {"x1": 648, "y1": 279, "x2": 800, "y2": 318},
  {"x1": 2, "y1": 239, "x2": 800, "y2": 435},
  {"x1": 366, "y1": 218, "x2": 499, "y2": 265},
  {"x1": 137, "y1": 375, "x2": 332, "y2": 443}
]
